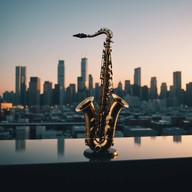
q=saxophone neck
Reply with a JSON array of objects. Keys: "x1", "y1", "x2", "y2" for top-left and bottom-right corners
[{"x1": 73, "y1": 27, "x2": 113, "y2": 43}]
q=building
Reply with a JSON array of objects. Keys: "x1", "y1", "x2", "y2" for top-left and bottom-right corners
[
  {"x1": 53, "y1": 84, "x2": 60, "y2": 106},
  {"x1": 43, "y1": 81, "x2": 53, "y2": 106},
  {"x1": 185, "y1": 82, "x2": 192, "y2": 106},
  {"x1": 131, "y1": 84, "x2": 141, "y2": 98},
  {"x1": 77, "y1": 76, "x2": 84, "y2": 92},
  {"x1": 173, "y1": 71, "x2": 181, "y2": 90},
  {"x1": 94, "y1": 82, "x2": 100, "y2": 101},
  {"x1": 58, "y1": 60, "x2": 65, "y2": 89},
  {"x1": 77, "y1": 76, "x2": 86, "y2": 102},
  {"x1": 160, "y1": 82, "x2": 168, "y2": 99},
  {"x1": 81, "y1": 57, "x2": 88, "y2": 90},
  {"x1": 88, "y1": 74, "x2": 93, "y2": 89},
  {"x1": 134, "y1": 67, "x2": 141, "y2": 86},
  {"x1": 149, "y1": 77, "x2": 158, "y2": 100},
  {"x1": 169, "y1": 71, "x2": 183, "y2": 106},
  {"x1": 124, "y1": 80, "x2": 131, "y2": 95},
  {"x1": 58, "y1": 60, "x2": 65, "y2": 105},
  {"x1": 3, "y1": 91, "x2": 15, "y2": 104},
  {"x1": 116, "y1": 81, "x2": 123, "y2": 97},
  {"x1": 88, "y1": 74, "x2": 93, "y2": 97},
  {"x1": 28, "y1": 77, "x2": 41, "y2": 107},
  {"x1": 66, "y1": 84, "x2": 76, "y2": 105},
  {"x1": 15, "y1": 66, "x2": 27, "y2": 106},
  {"x1": 141, "y1": 85, "x2": 149, "y2": 101}
]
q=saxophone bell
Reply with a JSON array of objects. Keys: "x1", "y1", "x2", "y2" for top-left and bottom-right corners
[
  {"x1": 112, "y1": 93, "x2": 129, "y2": 108},
  {"x1": 75, "y1": 96, "x2": 94, "y2": 112}
]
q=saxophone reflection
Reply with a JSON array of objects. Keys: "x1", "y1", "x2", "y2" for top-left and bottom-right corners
[{"x1": 73, "y1": 28, "x2": 128, "y2": 158}]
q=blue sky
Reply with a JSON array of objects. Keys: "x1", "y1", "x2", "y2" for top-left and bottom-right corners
[{"x1": 0, "y1": 0, "x2": 192, "y2": 95}]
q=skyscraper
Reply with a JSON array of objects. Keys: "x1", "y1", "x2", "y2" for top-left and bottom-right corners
[
  {"x1": 57, "y1": 60, "x2": 65, "y2": 105},
  {"x1": 43, "y1": 81, "x2": 53, "y2": 106},
  {"x1": 172, "y1": 71, "x2": 183, "y2": 106},
  {"x1": 77, "y1": 76, "x2": 84, "y2": 92},
  {"x1": 81, "y1": 57, "x2": 88, "y2": 90},
  {"x1": 15, "y1": 66, "x2": 27, "y2": 106},
  {"x1": 186, "y1": 82, "x2": 192, "y2": 106},
  {"x1": 53, "y1": 84, "x2": 60, "y2": 106},
  {"x1": 134, "y1": 67, "x2": 141, "y2": 86},
  {"x1": 58, "y1": 60, "x2": 65, "y2": 89},
  {"x1": 173, "y1": 71, "x2": 181, "y2": 90},
  {"x1": 150, "y1": 76, "x2": 158, "y2": 100},
  {"x1": 160, "y1": 82, "x2": 167, "y2": 99},
  {"x1": 77, "y1": 76, "x2": 85, "y2": 102},
  {"x1": 28, "y1": 77, "x2": 41, "y2": 107},
  {"x1": 88, "y1": 74, "x2": 93, "y2": 89},
  {"x1": 133, "y1": 67, "x2": 141, "y2": 99}
]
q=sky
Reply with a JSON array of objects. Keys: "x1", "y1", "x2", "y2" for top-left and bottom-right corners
[{"x1": 0, "y1": 0, "x2": 192, "y2": 96}]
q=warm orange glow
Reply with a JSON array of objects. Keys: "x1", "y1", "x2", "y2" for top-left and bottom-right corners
[{"x1": 0, "y1": 102, "x2": 12, "y2": 109}]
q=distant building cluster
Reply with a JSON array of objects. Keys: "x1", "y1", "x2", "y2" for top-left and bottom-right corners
[
  {"x1": 1, "y1": 58, "x2": 192, "y2": 140},
  {"x1": 1, "y1": 59, "x2": 192, "y2": 110}
]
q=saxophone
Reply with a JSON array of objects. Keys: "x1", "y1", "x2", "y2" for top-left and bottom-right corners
[{"x1": 73, "y1": 28, "x2": 128, "y2": 158}]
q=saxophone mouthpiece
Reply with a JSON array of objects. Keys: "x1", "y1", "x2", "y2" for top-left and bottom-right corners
[{"x1": 73, "y1": 33, "x2": 87, "y2": 38}]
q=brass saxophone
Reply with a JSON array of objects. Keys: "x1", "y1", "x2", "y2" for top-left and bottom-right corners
[{"x1": 73, "y1": 28, "x2": 128, "y2": 157}]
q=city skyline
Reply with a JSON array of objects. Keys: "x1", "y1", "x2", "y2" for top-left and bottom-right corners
[
  {"x1": 1, "y1": 0, "x2": 192, "y2": 96},
  {"x1": 0, "y1": 61, "x2": 190, "y2": 97}
]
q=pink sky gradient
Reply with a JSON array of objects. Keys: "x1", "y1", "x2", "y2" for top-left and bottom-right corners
[{"x1": 0, "y1": 0, "x2": 192, "y2": 96}]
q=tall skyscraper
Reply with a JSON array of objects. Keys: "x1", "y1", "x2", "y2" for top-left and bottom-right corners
[
  {"x1": 88, "y1": 74, "x2": 93, "y2": 89},
  {"x1": 58, "y1": 60, "x2": 65, "y2": 89},
  {"x1": 81, "y1": 57, "x2": 88, "y2": 90},
  {"x1": 28, "y1": 77, "x2": 41, "y2": 107},
  {"x1": 171, "y1": 71, "x2": 183, "y2": 106},
  {"x1": 15, "y1": 66, "x2": 27, "y2": 106},
  {"x1": 173, "y1": 71, "x2": 181, "y2": 90},
  {"x1": 134, "y1": 67, "x2": 141, "y2": 86},
  {"x1": 150, "y1": 76, "x2": 158, "y2": 100},
  {"x1": 57, "y1": 60, "x2": 65, "y2": 105}
]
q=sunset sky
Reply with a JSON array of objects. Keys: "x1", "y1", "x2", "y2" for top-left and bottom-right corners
[{"x1": 0, "y1": 0, "x2": 192, "y2": 96}]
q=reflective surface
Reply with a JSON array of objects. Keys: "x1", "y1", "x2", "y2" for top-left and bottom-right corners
[{"x1": 1, "y1": 135, "x2": 192, "y2": 165}]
